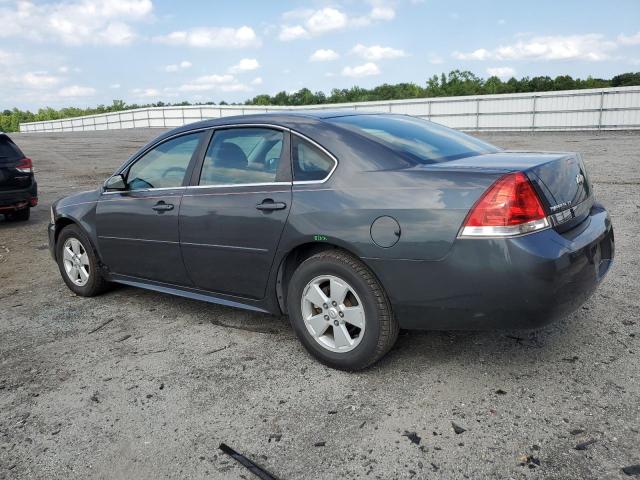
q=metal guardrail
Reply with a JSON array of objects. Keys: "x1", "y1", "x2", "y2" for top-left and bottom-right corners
[{"x1": 19, "y1": 86, "x2": 640, "y2": 132}]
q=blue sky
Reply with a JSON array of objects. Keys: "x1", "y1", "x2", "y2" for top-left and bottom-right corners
[{"x1": 1, "y1": 0, "x2": 639, "y2": 110}]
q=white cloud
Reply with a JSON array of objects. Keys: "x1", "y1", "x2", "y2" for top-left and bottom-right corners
[
  {"x1": 229, "y1": 58, "x2": 260, "y2": 73},
  {"x1": 177, "y1": 73, "x2": 240, "y2": 92},
  {"x1": 369, "y1": 6, "x2": 395, "y2": 21},
  {"x1": 165, "y1": 60, "x2": 192, "y2": 72},
  {"x1": 453, "y1": 48, "x2": 491, "y2": 61},
  {"x1": 58, "y1": 85, "x2": 96, "y2": 97},
  {"x1": 251, "y1": 77, "x2": 263, "y2": 85},
  {"x1": 0, "y1": 49, "x2": 18, "y2": 66},
  {"x1": 351, "y1": 44, "x2": 407, "y2": 60},
  {"x1": 279, "y1": 4, "x2": 394, "y2": 41},
  {"x1": 155, "y1": 26, "x2": 259, "y2": 48},
  {"x1": 309, "y1": 49, "x2": 340, "y2": 62},
  {"x1": 342, "y1": 62, "x2": 380, "y2": 78},
  {"x1": 306, "y1": 7, "x2": 347, "y2": 33},
  {"x1": 0, "y1": 0, "x2": 152, "y2": 46},
  {"x1": 110, "y1": 83, "x2": 121, "y2": 89},
  {"x1": 96, "y1": 21, "x2": 136, "y2": 45},
  {"x1": 278, "y1": 25, "x2": 308, "y2": 41},
  {"x1": 453, "y1": 34, "x2": 617, "y2": 61},
  {"x1": 132, "y1": 88, "x2": 160, "y2": 97},
  {"x1": 281, "y1": 8, "x2": 315, "y2": 21},
  {"x1": 219, "y1": 83, "x2": 251, "y2": 92},
  {"x1": 22, "y1": 72, "x2": 61, "y2": 88},
  {"x1": 486, "y1": 66, "x2": 516, "y2": 78},
  {"x1": 618, "y1": 32, "x2": 640, "y2": 46}
]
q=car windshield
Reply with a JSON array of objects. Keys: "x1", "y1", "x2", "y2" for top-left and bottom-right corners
[{"x1": 328, "y1": 114, "x2": 500, "y2": 164}]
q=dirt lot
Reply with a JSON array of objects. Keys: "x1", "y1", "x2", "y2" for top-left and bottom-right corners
[{"x1": 1, "y1": 129, "x2": 639, "y2": 479}]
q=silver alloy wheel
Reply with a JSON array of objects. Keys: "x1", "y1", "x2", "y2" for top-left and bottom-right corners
[
  {"x1": 301, "y1": 274, "x2": 366, "y2": 353},
  {"x1": 62, "y1": 237, "x2": 90, "y2": 287}
]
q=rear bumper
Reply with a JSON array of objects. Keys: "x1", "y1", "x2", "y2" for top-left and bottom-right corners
[
  {"x1": 366, "y1": 202, "x2": 614, "y2": 330},
  {"x1": 0, "y1": 181, "x2": 38, "y2": 211}
]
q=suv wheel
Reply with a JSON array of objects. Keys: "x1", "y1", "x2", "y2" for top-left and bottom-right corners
[
  {"x1": 287, "y1": 250, "x2": 398, "y2": 370},
  {"x1": 6, "y1": 207, "x2": 30, "y2": 221},
  {"x1": 56, "y1": 225, "x2": 108, "y2": 296}
]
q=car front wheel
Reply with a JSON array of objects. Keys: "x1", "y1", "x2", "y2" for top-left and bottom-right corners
[
  {"x1": 56, "y1": 225, "x2": 108, "y2": 297},
  {"x1": 287, "y1": 250, "x2": 398, "y2": 371}
]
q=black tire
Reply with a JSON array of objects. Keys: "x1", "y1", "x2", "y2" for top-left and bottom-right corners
[
  {"x1": 287, "y1": 250, "x2": 398, "y2": 371},
  {"x1": 56, "y1": 224, "x2": 109, "y2": 297},
  {"x1": 6, "y1": 207, "x2": 30, "y2": 221}
]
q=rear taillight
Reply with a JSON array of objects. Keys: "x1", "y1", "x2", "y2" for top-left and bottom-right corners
[
  {"x1": 16, "y1": 157, "x2": 33, "y2": 174},
  {"x1": 459, "y1": 172, "x2": 550, "y2": 238}
]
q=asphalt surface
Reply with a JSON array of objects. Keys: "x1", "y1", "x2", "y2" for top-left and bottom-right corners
[{"x1": 1, "y1": 129, "x2": 638, "y2": 480}]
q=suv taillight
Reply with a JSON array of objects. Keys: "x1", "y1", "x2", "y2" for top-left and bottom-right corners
[
  {"x1": 459, "y1": 172, "x2": 549, "y2": 238},
  {"x1": 16, "y1": 157, "x2": 33, "y2": 174}
]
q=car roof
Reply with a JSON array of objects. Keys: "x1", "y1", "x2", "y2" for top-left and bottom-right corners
[
  {"x1": 269, "y1": 109, "x2": 383, "y2": 119},
  {"x1": 175, "y1": 110, "x2": 387, "y2": 132}
]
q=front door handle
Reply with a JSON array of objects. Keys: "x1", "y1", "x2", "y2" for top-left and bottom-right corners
[
  {"x1": 256, "y1": 199, "x2": 287, "y2": 211},
  {"x1": 152, "y1": 201, "x2": 174, "y2": 212}
]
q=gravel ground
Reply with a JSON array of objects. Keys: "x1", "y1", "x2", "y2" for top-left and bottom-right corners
[{"x1": 1, "y1": 129, "x2": 638, "y2": 480}]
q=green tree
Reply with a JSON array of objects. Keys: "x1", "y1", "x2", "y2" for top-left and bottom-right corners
[{"x1": 3, "y1": 71, "x2": 639, "y2": 132}]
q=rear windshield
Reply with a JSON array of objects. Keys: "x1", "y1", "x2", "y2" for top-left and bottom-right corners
[
  {"x1": 328, "y1": 114, "x2": 499, "y2": 164},
  {"x1": 0, "y1": 135, "x2": 24, "y2": 162}
]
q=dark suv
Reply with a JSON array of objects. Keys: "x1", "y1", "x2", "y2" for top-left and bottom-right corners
[{"x1": 0, "y1": 132, "x2": 37, "y2": 221}]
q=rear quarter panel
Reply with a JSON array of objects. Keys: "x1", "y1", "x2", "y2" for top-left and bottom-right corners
[{"x1": 282, "y1": 169, "x2": 501, "y2": 261}]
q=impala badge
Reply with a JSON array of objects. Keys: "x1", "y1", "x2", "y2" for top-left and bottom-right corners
[{"x1": 576, "y1": 173, "x2": 585, "y2": 185}]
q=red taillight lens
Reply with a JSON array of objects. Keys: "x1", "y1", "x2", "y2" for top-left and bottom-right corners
[
  {"x1": 16, "y1": 157, "x2": 33, "y2": 174},
  {"x1": 460, "y1": 172, "x2": 549, "y2": 237}
]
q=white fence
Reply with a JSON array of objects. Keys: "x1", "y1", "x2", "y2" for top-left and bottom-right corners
[{"x1": 19, "y1": 86, "x2": 640, "y2": 133}]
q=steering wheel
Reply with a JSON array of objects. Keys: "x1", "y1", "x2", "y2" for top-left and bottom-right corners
[
  {"x1": 162, "y1": 166, "x2": 186, "y2": 178},
  {"x1": 128, "y1": 177, "x2": 154, "y2": 189},
  {"x1": 264, "y1": 157, "x2": 279, "y2": 172}
]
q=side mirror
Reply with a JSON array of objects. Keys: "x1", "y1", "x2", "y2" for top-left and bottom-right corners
[{"x1": 104, "y1": 174, "x2": 126, "y2": 191}]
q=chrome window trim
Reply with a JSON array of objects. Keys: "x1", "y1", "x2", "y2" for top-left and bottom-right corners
[
  {"x1": 102, "y1": 186, "x2": 185, "y2": 195},
  {"x1": 187, "y1": 181, "x2": 292, "y2": 190},
  {"x1": 103, "y1": 122, "x2": 339, "y2": 192},
  {"x1": 290, "y1": 131, "x2": 338, "y2": 185},
  {"x1": 115, "y1": 127, "x2": 212, "y2": 176},
  {"x1": 184, "y1": 189, "x2": 291, "y2": 198}
]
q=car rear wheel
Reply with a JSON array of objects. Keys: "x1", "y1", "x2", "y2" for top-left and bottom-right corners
[
  {"x1": 56, "y1": 225, "x2": 108, "y2": 297},
  {"x1": 5, "y1": 207, "x2": 30, "y2": 222},
  {"x1": 287, "y1": 250, "x2": 398, "y2": 371}
]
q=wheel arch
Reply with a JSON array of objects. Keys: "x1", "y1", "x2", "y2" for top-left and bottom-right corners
[
  {"x1": 275, "y1": 241, "x2": 375, "y2": 315},
  {"x1": 54, "y1": 215, "x2": 103, "y2": 266}
]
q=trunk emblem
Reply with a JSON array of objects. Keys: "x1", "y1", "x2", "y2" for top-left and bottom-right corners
[{"x1": 576, "y1": 173, "x2": 585, "y2": 185}]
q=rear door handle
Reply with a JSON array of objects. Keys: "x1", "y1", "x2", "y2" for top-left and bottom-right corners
[
  {"x1": 256, "y1": 199, "x2": 287, "y2": 211},
  {"x1": 152, "y1": 201, "x2": 174, "y2": 212}
]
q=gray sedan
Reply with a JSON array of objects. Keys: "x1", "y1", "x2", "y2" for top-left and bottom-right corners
[{"x1": 48, "y1": 112, "x2": 614, "y2": 370}]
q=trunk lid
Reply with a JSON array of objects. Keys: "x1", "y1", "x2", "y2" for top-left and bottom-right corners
[
  {"x1": 0, "y1": 134, "x2": 31, "y2": 191},
  {"x1": 431, "y1": 151, "x2": 594, "y2": 232}
]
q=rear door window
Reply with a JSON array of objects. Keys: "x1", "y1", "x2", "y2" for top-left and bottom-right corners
[
  {"x1": 292, "y1": 136, "x2": 336, "y2": 182},
  {"x1": 199, "y1": 128, "x2": 284, "y2": 186}
]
